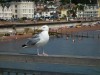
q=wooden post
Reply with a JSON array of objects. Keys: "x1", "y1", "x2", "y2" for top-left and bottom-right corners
[
  {"x1": 0, "y1": 72, "x2": 3, "y2": 75},
  {"x1": 32, "y1": 74, "x2": 35, "y2": 75},
  {"x1": 70, "y1": 31, "x2": 73, "y2": 38},
  {"x1": 61, "y1": 27, "x2": 63, "y2": 37},
  {"x1": 86, "y1": 32, "x2": 88, "y2": 38},
  {"x1": 24, "y1": 73, "x2": 27, "y2": 75},
  {"x1": 8, "y1": 72, "x2": 10, "y2": 75},
  {"x1": 81, "y1": 32, "x2": 83, "y2": 37},
  {"x1": 16, "y1": 72, "x2": 18, "y2": 75},
  {"x1": 98, "y1": 34, "x2": 100, "y2": 39},
  {"x1": 76, "y1": 32, "x2": 78, "y2": 38},
  {"x1": 92, "y1": 31, "x2": 94, "y2": 38}
]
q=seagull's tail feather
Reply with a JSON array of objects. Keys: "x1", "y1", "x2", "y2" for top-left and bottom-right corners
[{"x1": 22, "y1": 44, "x2": 28, "y2": 48}]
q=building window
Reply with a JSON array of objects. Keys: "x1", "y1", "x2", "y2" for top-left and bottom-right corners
[
  {"x1": 15, "y1": 15, "x2": 17, "y2": 18},
  {"x1": 15, "y1": 5, "x2": 17, "y2": 8},
  {"x1": 23, "y1": 9, "x2": 24, "y2": 13},
  {"x1": 29, "y1": 9, "x2": 31, "y2": 13},
  {"x1": 15, "y1": 10, "x2": 17, "y2": 13}
]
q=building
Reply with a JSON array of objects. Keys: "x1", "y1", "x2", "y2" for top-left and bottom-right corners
[
  {"x1": 60, "y1": 8, "x2": 68, "y2": 18},
  {"x1": 0, "y1": 3, "x2": 12, "y2": 20},
  {"x1": 97, "y1": 0, "x2": 100, "y2": 17},
  {"x1": 0, "y1": 0, "x2": 35, "y2": 20},
  {"x1": 16, "y1": 1, "x2": 35, "y2": 19},
  {"x1": 0, "y1": 0, "x2": 100, "y2": 20},
  {"x1": 77, "y1": 4, "x2": 98, "y2": 18},
  {"x1": 34, "y1": 0, "x2": 58, "y2": 20}
]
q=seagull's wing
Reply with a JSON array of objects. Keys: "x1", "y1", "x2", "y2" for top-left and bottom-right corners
[{"x1": 26, "y1": 34, "x2": 40, "y2": 46}]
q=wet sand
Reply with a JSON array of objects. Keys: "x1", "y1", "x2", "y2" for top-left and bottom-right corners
[
  {"x1": 0, "y1": 34, "x2": 32, "y2": 41},
  {"x1": 58, "y1": 25, "x2": 100, "y2": 34},
  {"x1": 0, "y1": 25, "x2": 100, "y2": 41}
]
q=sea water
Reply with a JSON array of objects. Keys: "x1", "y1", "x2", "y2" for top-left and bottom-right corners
[{"x1": 0, "y1": 30, "x2": 100, "y2": 75}]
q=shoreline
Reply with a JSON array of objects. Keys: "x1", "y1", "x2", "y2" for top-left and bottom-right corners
[
  {"x1": 0, "y1": 25, "x2": 100, "y2": 42},
  {"x1": 0, "y1": 20, "x2": 98, "y2": 28},
  {"x1": 63, "y1": 25, "x2": 100, "y2": 34}
]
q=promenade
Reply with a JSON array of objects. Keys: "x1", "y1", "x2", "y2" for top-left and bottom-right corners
[
  {"x1": 0, "y1": 19, "x2": 100, "y2": 41},
  {"x1": 0, "y1": 20, "x2": 100, "y2": 75}
]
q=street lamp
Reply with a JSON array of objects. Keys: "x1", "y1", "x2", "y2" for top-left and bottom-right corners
[
  {"x1": 68, "y1": 0, "x2": 72, "y2": 20},
  {"x1": 70, "y1": 0, "x2": 72, "y2": 4},
  {"x1": 89, "y1": 0, "x2": 93, "y2": 21},
  {"x1": 89, "y1": 0, "x2": 92, "y2": 3}
]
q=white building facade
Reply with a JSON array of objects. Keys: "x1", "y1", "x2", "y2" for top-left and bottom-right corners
[
  {"x1": 77, "y1": 4, "x2": 99, "y2": 18},
  {"x1": 0, "y1": 1, "x2": 35, "y2": 20},
  {"x1": 16, "y1": 1, "x2": 35, "y2": 18},
  {"x1": 34, "y1": 1, "x2": 58, "y2": 19},
  {"x1": 0, "y1": 5, "x2": 12, "y2": 20}
]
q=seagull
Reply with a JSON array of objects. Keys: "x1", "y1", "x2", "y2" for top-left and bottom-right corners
[{"x1": 22, "y1": 25, "x2": 49, "y2": 56}]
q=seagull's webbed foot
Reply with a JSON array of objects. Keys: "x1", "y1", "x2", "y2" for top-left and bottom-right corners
[
  {"x1": 42, "y1": 48, "x2": 48, "y2": 56},
  {"x1": 43, "y1": 52, "x2": 48, "y2": 56},
  {"x1": 42, "y1": 51, "x2": 48, "y2": 56},
  {"x1": 37, "y1": 53, "x2": 48, "y2": 56},
  {"x1": 37, "y1": 49, "x2": 40, "y2": 56},
  {"x1": 37, "y1": 48, "x2": 48, "y2": 56}
]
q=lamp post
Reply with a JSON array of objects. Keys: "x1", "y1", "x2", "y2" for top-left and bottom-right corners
[
  {"x1": 70, "y1": 0, "x2": 71, "y2": 4},
  {"x1": 69, "y1": 0, "x2": 72, "y2": 20},
  {"x1": 89, "y1": 0, "x2": 92, "y2": 3},
  {"x1": 89, "y1": 0, "x2": 93, "y2": 21}
]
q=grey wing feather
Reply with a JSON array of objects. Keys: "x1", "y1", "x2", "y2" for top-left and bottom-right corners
[
  {"x1": 32, "y1": 32, "x2": 41, "y2": 38},
  {"x1": 26, "y1": 34, "x2": 40, "y2": 46}
]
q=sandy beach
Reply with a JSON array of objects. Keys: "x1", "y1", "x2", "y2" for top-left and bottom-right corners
[
  {"x1": 0, "y1": 24, "x2": 100, "y2": 41},
  {"x1": 63, "y1": 25, "x2": 100, "y2": 34}
]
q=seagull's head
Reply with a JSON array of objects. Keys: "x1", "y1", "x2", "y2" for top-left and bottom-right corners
[{"x1": 40, "y1": 25, "x2": 49, "y2": 31}]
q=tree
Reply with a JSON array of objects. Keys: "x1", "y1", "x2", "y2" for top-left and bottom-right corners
[
  {"x1": 67, "y1": 3, "x2": 77, "y2": 18},
  {"x1": 60, "y1": 0, "x2": 71, "y2": 5},
  {"x1": 67, "y1": 9, "x2": 77, "y2": 18},
  {"x1": 77, "y1": 3, "x2": 84, "y2": 11},
  {"x1": 0, "y1": 0, "x2": 12, "y2": 8},
  {"x1": 77, "y1": 3, "x2": 85, "y2": 17},
  {"x1": 0, "y1": 0, "x2": 12, "y2": 3}
]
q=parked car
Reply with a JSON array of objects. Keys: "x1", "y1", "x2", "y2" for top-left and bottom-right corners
[{"x1": 76, "y1": 25, "x2": 81, "y2": 28}]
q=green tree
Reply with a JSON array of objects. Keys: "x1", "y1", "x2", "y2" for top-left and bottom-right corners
[
  {"x1": 0, "y1": 0, "x2": 12, "y2": 3},
  {"x1": 77, "y1": 3, "x2": 84, "y2": 11},
  {"x1": 60, "y1": 0, "x2": 71, "y2": 5},
  {"x1": 67, "y1": 9, "x2": 77, "y2": 18},
  {"x1": 77, "y1": 3, "x2": 85, "y2": 17},
  {"x1": 0, "y1": 0, "x2": 12, "y2": 8},
  {"x1": 67, "y1": 3, "x2": 77, "y2": 18}
]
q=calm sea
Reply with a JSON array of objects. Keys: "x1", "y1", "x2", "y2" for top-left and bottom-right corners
[{"x1": 0, "y1": 30, "x2": 100, "y2": 75}]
